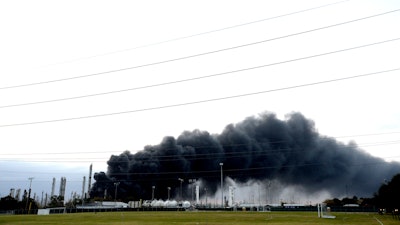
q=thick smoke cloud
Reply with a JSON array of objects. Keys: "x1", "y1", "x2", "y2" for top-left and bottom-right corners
[{"x1": 90, "y1": 112, "x2": 400, "y2": 201}]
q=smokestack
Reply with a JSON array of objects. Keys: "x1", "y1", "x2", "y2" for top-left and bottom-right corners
[
  {"x1": 228, "y1": 186, "x2": 235, "y2": 207},
  {"x1": 15, "y1": 189, "x2": 21, "y2": 201},
  {"x1": 51, "y1": 178, "x2": 56, "y2": 197},
  {"x1": 82, "y1": 176, "x2": 86, "y2": 200},
  {"x1": 44, "y1": 193, "x2": 48, "y2": 206},
  {"x1": 41, "y1": 191, "x2": 44, "y2": 207},
  {"x1": 88, "y1": 164, "x2": 92, "y2": 198},
  {"x1": 59, "y1": 177, "x2": 66, "y2": 199},
  {"x1": 195, "y1": 185, "x2": 199, "y2": 204},
  {"x1": 9, "y1": 188, "x2": 15, "y2": 198}
]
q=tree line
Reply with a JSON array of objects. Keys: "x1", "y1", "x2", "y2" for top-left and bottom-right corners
[{"x1": 324, "y1": 173, "x2": 400, "y2": 211}]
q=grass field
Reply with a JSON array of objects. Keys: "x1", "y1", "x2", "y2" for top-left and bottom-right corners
[{"x1": 0, "y1": 211, "x2": 398, "y2": 225}]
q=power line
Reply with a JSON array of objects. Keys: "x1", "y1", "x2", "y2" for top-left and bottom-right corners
[
  {"x1": 1, "y1": 134, "x2": 400, "y2": 157},
  {"x1": 2, "y1": 139, "x2": 400, "y2": 163},
  {"x1": 335, "y1": 131, "x2": 400, "y2": 139},
  {"x1": 3, "y1": 140, "x2": 400, "y2": 163},
  {"x1": 1, "y1": 30, "x2": 399, "y2": 110},
  {"x1": 2, "y1": 159, "x2": 393, "y2": 177},
  {"x1": 41, "y1": 0, "x2": 350, "y2": 67},
  {"x1": 0, "y1": 66, "x2": 398, "y2": 128},
  {"x1": 1, "y1": 7, "x2": 397, "y2": 91},
  {"x1": 0, "y1": 157, "x2": 396, "y2": 175},
  {"x1": 2, "y1": 156, "x2": 397, "y2": 183},
  {"x1": 3, "y1": 152, "x2": 400, "y2": 183}
]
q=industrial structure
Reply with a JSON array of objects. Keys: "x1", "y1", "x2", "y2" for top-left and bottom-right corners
[
  {"x1": 87, "y1": 164, "x2": 92, "y2": 198},
  {"x1": 51, "y1": 178, "x2": 56, "y2": 197},
  {"x1": 59, "y1": 177, "x2": 67, "y2": 199},
  {"x1": 81, "y1": 176, "x2": 86, "y2": 200}
]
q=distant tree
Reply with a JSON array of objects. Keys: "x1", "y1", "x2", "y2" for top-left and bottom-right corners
[
  {"x1": 25, "y1": 198, "x2": 39, "y2": 212},
  {"x1": 22, "y1": 189, "x2": 27, "y2": 201},
  {"x1": 359, "y1": 197, "x2": 375, "y2": 207},
  {"x1": 324, "y1": 198, "x2": 342, "y2": 206},
  {"x1": 342, "y1": 196, "x2": 358, "y2": 205},
  {"x1": 324, "y1": 196, "x2": 361, "y2": 207},
  {"x1": 65, "y1": 198, "x2": 82, "y2": 208},
  {"x1": 0, "y1": 196, "x2": 18, "y2": 210},
  {"x1": 47, "y1": 195, "x2": 64, "y2": 208},
  {"x1": 374, "y1": 173, "x2": 400, "y2": 210}
]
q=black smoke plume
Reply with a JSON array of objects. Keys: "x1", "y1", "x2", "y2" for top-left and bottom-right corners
[{"x1": 90, "y1": 112, "x2": 400, "y2": 201}]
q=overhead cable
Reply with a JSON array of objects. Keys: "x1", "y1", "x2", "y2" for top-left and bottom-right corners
[
  {"x1": 0, "y1": 66, "x2": 398, "y2": 128},
  {"x1": 1, "y1": 134, "x2": 400, "y2": 156},
  {"x1": 1, "y1": 7, "x2": 398, "y2": 91},
  {"x1": 1, "y1": 31, "x2": 400, "y2": 109},
  {"x1": 41, "y1": 0, "x2": 350, "y2": 67},
  {"x1": 2, "y1": 139, "x2": 400, "y2": 162}
]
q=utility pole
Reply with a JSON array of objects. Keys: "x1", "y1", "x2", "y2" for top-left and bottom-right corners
[{"x1": 219, "y1": 163, "x2": 224, "y2": 208}]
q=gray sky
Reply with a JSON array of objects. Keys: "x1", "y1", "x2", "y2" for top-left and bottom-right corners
[{"x1": 0, "y1": 0, "x2": 400, "y2": 200}]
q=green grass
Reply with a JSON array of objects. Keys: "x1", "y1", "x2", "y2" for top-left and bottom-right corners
[{"x1": 0, "y1": 211, "x2": 398, "y2": 225}]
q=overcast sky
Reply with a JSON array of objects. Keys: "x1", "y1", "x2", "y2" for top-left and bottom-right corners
[{"x1": 0, "y1": 0, "x2": 400, "y2": 200}]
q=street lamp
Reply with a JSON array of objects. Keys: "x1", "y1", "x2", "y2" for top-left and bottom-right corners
[
  {"x1": 167, "y1": 187, "x2": 171, "y2": 200},
  {"x1": 152, "y1": 186, "x2": 155, "y2": 200},
  {"x1": 178, "y1": 178, "x2": 184, "y2": 201},
  {"x1": 220, "y1": 163, "x2": 223, "y2": 207}
]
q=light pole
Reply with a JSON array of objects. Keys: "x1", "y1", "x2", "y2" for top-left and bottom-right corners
[
  {"x1": 114, "y1": 182, "x2": 120, "y2": 203},
  {"x1": 178, "y1": 178, "x2": 184, "y2": 201},
  {"x1": 152, "y1": 186, "x2": 155, "y2": 200},
  {"x1": 219, "y1": 163, "x2": 223, "y2": 208}
]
